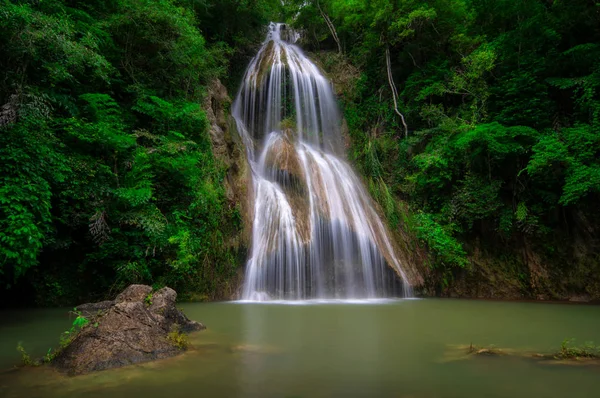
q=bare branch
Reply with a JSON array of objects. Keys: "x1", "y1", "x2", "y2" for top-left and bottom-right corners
[
  {"x1": 385, "y1": 47, "x2": 408, "y2": 138},
  {"x1": 317, "y1": 0, "x2": 342, "y2": 54}
]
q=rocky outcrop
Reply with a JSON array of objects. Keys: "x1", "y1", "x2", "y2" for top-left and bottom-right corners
[
  {"x1": 53, "y1": 285, "x2": 204, "y2": 375},
  {"x1": 203, "y1": 79, "x2": 252, "y2": 299},
  {"x1": 75, "y1": 300, "x2": 114, "y2": 318}
]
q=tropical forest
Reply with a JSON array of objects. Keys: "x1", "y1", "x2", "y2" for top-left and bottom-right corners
[{"x1": 1, "y1": 1, "x2": 600, "y2": 397}]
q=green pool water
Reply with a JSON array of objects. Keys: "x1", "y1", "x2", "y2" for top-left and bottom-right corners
[{"x1": 1, "y1": 299, "x2": 599, "y2": 397}]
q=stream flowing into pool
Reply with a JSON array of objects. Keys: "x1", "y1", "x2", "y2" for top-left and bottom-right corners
[
  {"x1": 1, "y1": 299, "x2": 599, "y2": 398},
  {"x1": 232, "y1": 23, "x2": 412, "y2": 300}
]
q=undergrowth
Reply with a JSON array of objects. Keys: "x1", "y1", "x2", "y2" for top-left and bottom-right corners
[
  {"x1": 167, "y1": 324, "x2": 189, "y2": 350},
  {"x1": 555, "y1": 339, "x2": 600, "y2": 359}
]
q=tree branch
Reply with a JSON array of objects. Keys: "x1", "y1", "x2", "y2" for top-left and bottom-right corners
[
  {"x1": 385, "y1": 47, "x2": 408, "y2": 138},
  {"x1": 317, "y1": 0, "x2": 342, "y2": 54}
]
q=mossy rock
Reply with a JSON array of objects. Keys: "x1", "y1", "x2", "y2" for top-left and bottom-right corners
[{"x1": 53, "y1": 285, "x2": 205, "y2": 375}]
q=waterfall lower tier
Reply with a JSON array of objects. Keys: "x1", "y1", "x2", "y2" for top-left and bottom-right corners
[{"x1": 233, "y1": 23, "x2": 412, "y2": 301}]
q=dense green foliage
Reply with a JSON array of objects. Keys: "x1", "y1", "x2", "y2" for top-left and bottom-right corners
[
  {"x1": 2, "y1": 0, "x2": 599, "y2": 303},
  {"x1": 286, "y1": 0, "x2": 600, "y2": 296},
  {"x1": 0, "y1": 0, "x2": 282, "y2": 305}
]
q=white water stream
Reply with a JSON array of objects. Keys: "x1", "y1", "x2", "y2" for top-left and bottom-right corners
[{"x1": 233, "y1": 23, "x2": 412, "y2": 301}]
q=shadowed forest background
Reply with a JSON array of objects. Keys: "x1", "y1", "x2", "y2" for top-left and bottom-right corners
[{"x1": 1, "y1": 0, "x2": 599, "y2": 306}]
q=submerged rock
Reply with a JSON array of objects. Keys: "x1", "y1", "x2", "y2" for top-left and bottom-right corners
[
  {"x1": 53, "y1": 285, "x2": 205, "y2": 375},
  {"x1": 441, "y1": 344, "x2": 600, "y2": 368},
  {"x1": 569, "y1": 295, "x2": 592, "y2": 303},
  {"x1": 473, "y1": 348, "x2": 503, "y2": 356}
]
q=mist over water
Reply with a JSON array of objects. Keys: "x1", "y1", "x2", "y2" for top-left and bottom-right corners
[{"x1": 232, "y1": 23, "x2": 412, "y2": 301}]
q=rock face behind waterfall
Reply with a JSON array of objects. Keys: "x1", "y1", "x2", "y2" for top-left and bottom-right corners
[
  {"x1": 53, "y1": 285, "x2": 205, "y2": 375},
  {"x1": 203, "y1": 79, "x2": 253, "y2": 299}
]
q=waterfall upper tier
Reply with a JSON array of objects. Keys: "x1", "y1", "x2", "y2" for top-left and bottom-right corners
[{"x1": 233, "y1": 23, "x2": 412, "y2": 301}]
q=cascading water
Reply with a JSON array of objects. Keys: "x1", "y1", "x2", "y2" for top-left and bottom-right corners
[{"x1": 233, "y1": 23, "x2": 412, "y2": 301}]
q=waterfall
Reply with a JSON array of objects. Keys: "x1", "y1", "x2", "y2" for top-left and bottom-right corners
[{"x1": 233, "y1": 23, "x2": 412, "y2": 301}]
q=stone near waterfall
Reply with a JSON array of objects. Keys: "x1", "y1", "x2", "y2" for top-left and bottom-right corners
[
  {"x1": 203, "y1": 78, "x2": 251, "y2": 300},
  {"x1": 53, "y1": 285, "x2": 205, "y2": 375},
  {"x1": 263, "y1": 133, "x2": 307, "y2": 194}
]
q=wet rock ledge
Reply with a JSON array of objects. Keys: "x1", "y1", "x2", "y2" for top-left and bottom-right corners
[{"x1": 53, "y1": 284, "x2": 205, "y2": 375}]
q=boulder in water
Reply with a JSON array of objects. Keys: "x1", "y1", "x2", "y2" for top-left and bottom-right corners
[{"x1": 53, "y1": 285, "x2": 205, "y2": 375}]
